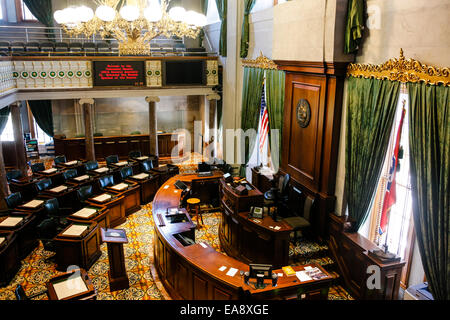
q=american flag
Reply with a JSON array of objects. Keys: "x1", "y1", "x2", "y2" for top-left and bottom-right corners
[{"x1": 259, "y1": 84, "x2": 269, "y2": 153}]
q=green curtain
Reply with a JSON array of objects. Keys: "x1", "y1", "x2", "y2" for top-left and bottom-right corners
[
  {"x1": 29, "y1": 100, "x2": 54, "y2": 138},
  {"x1": 0, "y1": 106, "x2": 10, "y2": 135},
  {"x1": 22, "y1": 0, "x2": 55, "y2": 40},
  {"x1": 239, "y1": 67, "x2": 264, "y2": 177},
  {"x1": 215, "y1": 0, "x2": 227, "y2": 57},
  {"x1": 344, "y1": 0, "x2": 365, "y2": 54},
  {"x1": 265, "y1": 69, "x2": 285, "y2": 172},
  {"x1": 240, "y1": 0, "x2": 257, "y2": 58},
  {"x1": 345, "y1": 77, "x2": 400, "y2": 231},
  {"x1": 408, "y1": 82, "x2": 449, "y2": 300}
]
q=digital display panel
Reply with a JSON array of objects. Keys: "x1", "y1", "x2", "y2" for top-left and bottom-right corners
[
  {"x1": 93, "y1": 61, "x2": 145, "y2": 86},
  {"x1": 164, "y1": 60, "x2": 205, "y2": 86}
]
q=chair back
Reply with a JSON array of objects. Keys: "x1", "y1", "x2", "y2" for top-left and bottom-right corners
[
  {"x1": 140, "y1": 159, "x2": 153, "y2": 172},
  {"x1": 120, "y1": 167, "x2": 133, "y2": 181},
  {"x1": 54, "y1": 155, "x2": 67, "y2": 165},
  {"x1": 279, "y1": 174, "x2": 290, "y2": 196},
  {"x1": 98, "y1": 175, "x2": 114, "y2": 190},
  {"x1": 5, "y1": 192, "x2": 22, "y2": 209},
  {"x1": 31, "y1": 162, "x2": 45, "y2": 173},
  {"x1": 15, "y1": 285, "x2": 29, "y2": 300},
  {"x1": 37, "y1": 218, "x2": 58, "y2": 242},
  {"x1": 63, "y1": 169, "x2": 77, "y2": 181},
  {"x1": 129, "y1": 150, "x2": 141, "y2": 158},
  {"x1": 84, "y1": 160, "x2": 99, "y2": 171},
  {"x1": 303, "y1": 196, "x2": 316, "y2": 221},
  {"x1": 6, "y1": 169, "x2": 22, "y2": 181},
  {"x1": 77, "y1": 185, "x2": 93, "y2": 202},
  {"x1": 44, "y1": 198, "x2": 60, "y2": 217},
  {"x1": 106, "y1": 155, "x2": 119, "y2": 165},
  {"x1": 35, "y1": 178, "x2": 52, "y2": 192}
]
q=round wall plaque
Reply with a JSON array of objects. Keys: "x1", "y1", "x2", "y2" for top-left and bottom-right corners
[{"x1": 296, "y1": 99, "x2": 311, "y2": 128}]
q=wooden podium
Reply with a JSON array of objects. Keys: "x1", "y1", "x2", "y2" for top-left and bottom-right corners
[{"x1": 100, "y1": 228, "x2": 129, "y2": 292}]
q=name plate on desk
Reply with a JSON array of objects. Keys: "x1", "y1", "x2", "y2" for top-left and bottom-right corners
[
  {"x1": 73, "y1": 175, "x2": 90, "y2": 182},
  {"x1": 64, "y1": 161, "x2": 78, "y2": 166},
  {"x1": 92, "y1": 194, "x2": 112, "y2": 203},
  {"x1": 94, "y1": 167, "x2": 109, "y2": 173},
  {"x1": 0, "y1": 217, "x2": 24, "y2": 227},
  {"x1": 52, "y1": 274, "x2": 89, "y2": 300},
  {"x1": 132, "y1": 173, "x2": 149, "y2": 180},
  {"x1": 23, "y1": 199, "x2": 44, "y2": 208},
  {"x1": 111, "y1": 183, "x2": 128, "y2": 191},
  {"x1": 42, "y1": 168, "x2": 58, "y2": 174},
  {"x1": 72, "y1": 208, "x2": 97, "y2": 219},
  {"x1": 50, "y1": 185, "x2": 68, "y2": 193},
  {"x1": 61, "y1": 224, "x2": 89, "y2": 237},
  {"x1": 115, "y1": 162, "x2": 128, "y2": 167}
]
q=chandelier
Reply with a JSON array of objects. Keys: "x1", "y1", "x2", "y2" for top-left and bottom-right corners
[{"x1": 54, "y1": 0, "x2": 207, "y2": 56}]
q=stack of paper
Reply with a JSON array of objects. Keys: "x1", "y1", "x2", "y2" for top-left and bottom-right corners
[
  {"x1": 72, "y1": 208, "x2": 97, "y2": 219},
  {"x1": 74, "y1": 175, "x2": 90, "y2": 182},
  {"x1": 62, "y1": 224, "x2": 88, "y2": 237},
  {"x1": 50, "y1": 185, "x2": 68, "y2": 193},
  {"x1": 111, "y1": 183, "x2": 128, "y2": 191},
  {"x1": 23, "y1": 199, "x2": 44, "y2": 208},
  {"x1": 0, "y1": 217, "x2": 24, "y2": 227},
  {"x1": 132, "y1": 173, "x2": 149, "y2": 180},
  {"x1": 115, "y1": 161, "x2": 128, "y2": 166},
  {"x1": 136, "y1": 156, "x2": 149, "y2": 160},
  {"x1": 0, "y1": 237, "x2": 5, "y2": 246},
  {"x1": 226, "y1": 268, "x2": 238, "y2": 277},
  {"x1": 43, "y1": 168, "x2": 58, "y2": 174},
  {"x1": 296, "y1": 271, "x2": 312, "y2": 282},
  {"x1": 94, "y1": 167, "x2": 109, "y2": 173},
  {"x1": 64, "y1": 161, "x2": 78, "y2": 166},
  {"x1": 53, "y1": 275, "x2": 88, "y2": 300},
  {"x1": 92, "y1": 194, "x2": 112, "y2": 203}
]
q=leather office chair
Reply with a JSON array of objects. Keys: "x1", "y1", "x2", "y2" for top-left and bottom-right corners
[
  {"x1": 76, "y1": 185, "x2": 94, "y2": 208},
  {"x1": 54, "y1": 155, "x2": 67, "y2": 166},
  {"x1": 140, "y1": 159, "x2": 154, "y2": 172},
  {"x1": 36, "y1": 217, "x2": 59, "y2": 253},
  {"x1": 264, "y1": 174, "x2": 290, "y2": 220},
  {"x1": 6, "y1": 169, "x2": 23, "y2": 182},
  {"x1": 5, "y1": 192, "x2": 23, "y2": 209},
  {"x1": 15, "y1": 284, "x2": 47, "y2": 300},
  {"x1": 283, "y1": 192, "x2": 316, "y2": 241},
  {"x1": 62, "y1": 169, "x2": 78, "y2": 181},
  {"x1": 98, "y1": 175, "x2": 115, "y2": 190},
  {"x1": 84, "y1": 160, "x2": 99, "y2": 171},
  {"x1": 119, "y1": 167, "x2": 133, "y2": 181},
  {"x1": 40, "y1": 42, "x2": 54, "y2": 53},
  {"x1": 31, "y1": 162, "x2": 45, "y2": 173},
  {"x1": 106, "y1": 155, "x2": 119, "y2": 166},
  {"x1": 35, "y1": 178, "x2": 52, "y2": 193},
  {"x1": 129, "y1": 150, "x2": 142, "y2": 158},
  {"x1": 43, "y1": 198, "x2": 72, "y2": 229}
]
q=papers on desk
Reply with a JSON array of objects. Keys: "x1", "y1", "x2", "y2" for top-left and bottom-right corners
[
  {"x1": 50, "y1": 185, "x2": 68, "y2": 193},
  {"x1": 92, "y1": 194, "x2": 112, "y2": 203},
  {"x1": 0, "y1": 217, "x2": 23, "y2": 227},
  {"x1": 163, "y1": 185, "x2": 169, "y2": 189},
  {"x1": 132, "y1": 173, "x2": 149, "y2": 180},
  {"x1": 296, "y1": 271, "x2": 312, "y2": 282},
  {"x1": 111, "y1": 183, "x2": 128, "y2": 191},
  {"x1": 62, "y1": 224, "x2": 88, "y2": 237},
  {"x1": 226, "y1": 268, "x2": 239, "y2": 277},
  {"x1": 199, "y1": 242, "x2": 208, "y2": 248},
  {"x1": 0, "y1": 237, "x2": 5, "y2": 246},
  {"x1": 74, "y1": 175, "x2": 90, "y2": 182},
  {"x1": 136, "y1": 156, "x2": 149, "y2": 161},
  {"x1": 23, "y1": 199, "x2": 44, "y2": 208},
  {"x1": 43, "y1": 168, "x2": 58, "y2": 174},
  {"x1": 94, "y1": 167, "x2": 109, "y2": 173},
  {"x1": 53, "y1": 274, "x2": 88, "y2": 300},
  {"x1": 219, "y1": 266, "x2": 227, "y2": 272},
  {"x1": 72, "y1": 208, "x2": 97, "y2": 219},
  {"x1": 115, "y1": 161, "x2": 128, "y2": 166},
  {"x1": 64, "y1": 161, "x2": 78, "y2": 166}
]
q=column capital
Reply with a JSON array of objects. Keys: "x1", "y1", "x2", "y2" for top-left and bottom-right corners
[
  {"x1": 10, "y1": 101, "x2": 22, "y2": 107},
  {"x1": 79, "y1": 98, "x2": 95, "y2": 105},
  {"x1": 206, "y1": 94, "x2": 221, "y2": 101},
  {"x1": 145, "y1": 96, "x2": 160, "y2": 103}
]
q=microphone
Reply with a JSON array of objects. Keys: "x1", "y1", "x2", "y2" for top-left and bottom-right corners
[{"x1": 244, "y1": 272, "x2": 250, "y2": 285}]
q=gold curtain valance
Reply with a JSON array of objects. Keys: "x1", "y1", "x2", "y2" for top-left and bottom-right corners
[
  {"x1": 347, "y1": 49, "x2": 449, "y2": 86},
  {"x1": 242, "y1": 51, "x2": 278, "y2": 70}
]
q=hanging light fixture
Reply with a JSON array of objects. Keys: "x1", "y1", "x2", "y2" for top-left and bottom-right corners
[{"x1": 54, "y1": 0, "x2": 207, "y2": 56}]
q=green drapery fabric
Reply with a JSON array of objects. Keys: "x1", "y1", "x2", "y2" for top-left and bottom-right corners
[
  {"x1": 0, "y1": 106, "x2": 10, "y2": 135},
  {"x1": 240, "y1": 0, "x2": 257, "y2": 58},
  {"x1": 408, "y1": 82, "x2": 449, "y2": 300},
  {"x1": 344, "y1": 77, "x2": 400, "y2": 231},
  {"x1": 215, "y1": 0, "x2": 227, "y2": 57},
  {"x1": 344, "y1": 0, "x2": 365, "y2": 54},
  {"x1": 239, "y1": 67, "x2": 264, "y2": 177},
  {"x1": 265, "y1": 69, "x2": 285, "y2": 172},
  {"x1": 22, "y1": 0, "x2": 55, "y2": 40},
  {"x1": 29, "y1": 100, "x2": 54, "y2": 137}
]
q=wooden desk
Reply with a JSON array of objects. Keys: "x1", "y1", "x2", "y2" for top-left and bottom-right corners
[
  {"x1": 100, "y1": 228, "x2": 129, "y2": 291},
  {"x1": 40, "y1": 184, "x2": 77, "y2": 209},
  {"x1": 46, "y1": 268, "x2": 96, "y2": 300},
  {"x1": 152, "y1": 173, "x2": 330, "y2": 300},
  {"x1": 8, "y1": 176, "x2": 42, "y2": 201},
  {"x1": 219, "y1": 180, "x2": 292, "y2": 268},
  {"x1": 87, "y1": 193, "x2": 125, "y2": 228},
  {"x1": 54, "y1": 222, "x2": 101, "y2": 271},
  {"x1": 106, "y1": 181, "x2": 141, "y2": 216},
  {"x1": 67, "y1": 204, "x2": 110, "y2": 236},
  {"x1": 55, "y1": 160, "x2": 86, "y2": 176},
  {"x1": 35, "y1": 169, "x2": 66, "y2": 186},
  {"x1": 126, "y1": 172, "x2": 160, "y2": 204},
  {"x1": 0, "y1": 231, "x2": 21, "y2": 287},
  {"x1": 151, "y1": 165, "x2": 179, "y2": 186}
]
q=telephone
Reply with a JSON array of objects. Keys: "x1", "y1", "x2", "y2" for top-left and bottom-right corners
[{"x1": 249, "y1": 206, "x2": 264, "y2": 219}]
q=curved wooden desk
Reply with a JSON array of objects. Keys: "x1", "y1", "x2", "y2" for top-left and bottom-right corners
[{"x1": 152, "y1": 173, "x2": 333, "y2": 300}]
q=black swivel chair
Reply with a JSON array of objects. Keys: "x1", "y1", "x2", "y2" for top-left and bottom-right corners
[
  {"x1": 98, "y1": 175, "x2": 115, "y2": 191},
  {"x1": 15, "y1": 284, "x2": 47, "y2": 300},
  {"x1": 83, "y1": 42, "x2": 96, "y2": 56},
  {"x1": 6, "y1": 169, "x2": 23, "y2": 182},
  {"x1": 140, "y1": 159, "x2": 154, "y2": 172},
  {"x1": 84, "y1": 160, "x2": 99, "y2": 171},
  {"x1": 54, "y1": 42, "x2": 69, "y2": 56},
  {"x1": 96, "y1": 42, "x2": 110, "y2": 55},
  {"x1": 263, "y1": 174, "x2": 290, "y2": 222},
  {"x1": 54, "y1": 155, "x2": 67, "y2": 166},
  {"x1": 105, "y1": 155, "x2": 119, "y2": 166},
  {"x1": 283, "y1": 193, "x2": 316, "y2": 241},
  {"x1": 129, "y1": 150, "x2": 142, "y2": 159},
  {"x1": 35, "y1": 178, "x2": 53, "y2": 193},
  {"x1": 43, "y1": 198, "x2": 72, "y2": 228},
  {"x1": 69, "y1": 42, "x2": 83, "y2": 55},
  {"x1": 62, "y1": 169, "x2": 78, "y2": 181},
  {"x1": 5, "y1": 192, "x2": 24, "y2": 210},
  {"x1": 25, "y1": 42, "x2": 40, "y2": 55},
  {"x1": 31, "y1": 162, "x2": 46, "y2": 174},
  {"x1": 76, "y1": 185, "x2": 94, "y2": 209},
  {"x1": 119, "y1": 167, "x2": 133, "y2": 182},
  {"x1": 10, "y1": 42, "x2": 25, "y2": 56},
  {"x1": 40, "y1": 42, "x2": 54, "y2": 53}
]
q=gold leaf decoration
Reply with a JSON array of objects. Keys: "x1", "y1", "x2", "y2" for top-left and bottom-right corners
[{"x1": 242, "y1": 51, "x2": 278, "y2": 70}]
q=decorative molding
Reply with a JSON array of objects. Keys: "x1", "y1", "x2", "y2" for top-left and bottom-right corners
[
  {"x1": 206, "y1": 60, "x2": 219, "y2": 86},
  {"x1": 242, "y1": 51, "x2": 278, "y2": 70},
  {"x1": 79, "y1": 98, "x2": 95, "y2": 105},
  {"x1": 206, "y1": 94, "x2": 221, "y2": 101},
  {"x1": 347, "y1": 49, "x2": 450, "y2": 86},
  {"x1": 145, "y1": 96, "x2": 160, "y2": 103}
]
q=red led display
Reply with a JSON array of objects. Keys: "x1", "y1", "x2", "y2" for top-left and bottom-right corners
[
  {"x1": 99, "y1": 64, "x2": 139, "y2": 80},
  {"x1": 93, "y1": 61, "x2": 145, "y2": 86}
]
